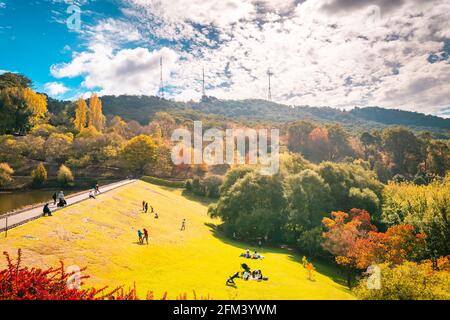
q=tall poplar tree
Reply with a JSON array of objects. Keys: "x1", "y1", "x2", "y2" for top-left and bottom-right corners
[
  {"x1": 73, "y1": 97, "x2": 87, "y2": 131},
  {"x1": 88, "y1": 93, "x2": 105, "y2": 132}
]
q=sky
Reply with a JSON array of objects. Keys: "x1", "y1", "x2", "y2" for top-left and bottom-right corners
[{"x1": 0, "y1": 0, "x2": 449, "y2": 117}]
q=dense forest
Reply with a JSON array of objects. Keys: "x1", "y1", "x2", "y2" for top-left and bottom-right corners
[{"x1": 46, "y1": 94, "x2": 450, "y2": 138}]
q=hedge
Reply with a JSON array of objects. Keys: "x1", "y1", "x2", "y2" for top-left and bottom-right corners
[{"x1": 140, "y1": 176, "x2": 186, "y2": 188}]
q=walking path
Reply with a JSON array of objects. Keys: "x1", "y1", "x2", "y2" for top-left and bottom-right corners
[{"x1": 0, "y1": 179, "x2": 136, "y2": 233}]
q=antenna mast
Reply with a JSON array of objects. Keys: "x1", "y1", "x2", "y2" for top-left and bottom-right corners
[
  {"x1": 160, "y1": 56, "x2": 164, "y2": 99},
  {"x1": 267, "y1": 69, "x2": 272, "y2": 101},
  {"x1": 202, "y1": 68, "x2": 206, "y2": 97}
]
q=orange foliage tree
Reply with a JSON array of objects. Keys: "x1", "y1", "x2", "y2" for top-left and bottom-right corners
[{"x1": 322, "y1": 208, "x2": 426, "y2": 287}]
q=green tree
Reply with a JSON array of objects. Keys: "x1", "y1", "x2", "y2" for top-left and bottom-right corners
[
  {"x1": 285, "y1": 169, "x2": 332, "y2": 229},
  {"x1": 383, "y1": 127, "x2": 424, "y2": 177},
  {"x1": 0, "y1": 73, "x2": 32, "y2": 90},
  {"x1": 348, "y1": 187, "x2": 380, "y2": 218},
  {"x1": 209, "y1": 171, "x2": 286, "y2": 240}
]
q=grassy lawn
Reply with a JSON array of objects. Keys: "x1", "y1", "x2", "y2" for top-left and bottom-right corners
[{"x1": 0, "y1": 180, "x2": 354, "y2": 299}]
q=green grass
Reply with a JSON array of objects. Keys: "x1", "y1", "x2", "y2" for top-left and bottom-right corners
[{"x1": 0, "y1": 180, "x2": 354, "y2": 299}]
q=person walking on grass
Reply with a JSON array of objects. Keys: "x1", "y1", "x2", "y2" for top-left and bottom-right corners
[
  {"x1": 143, "y1": 228, "x2": 149, "y2": 245},
  {"x1": 43, "y1": 203, "x2": 52, "y2": 217},
  {"x1": 306, "y1": 262, "x2": 315, "y2": 281},
  {"x1": 180, "y1": 219, "x2": 186, "y2": 231},
  {"x1": 137, "y1": 229, "x2": 143, "y2": 244},
  {"x1": 89, "y1": 190, "x2": 96, "y2": 199}
]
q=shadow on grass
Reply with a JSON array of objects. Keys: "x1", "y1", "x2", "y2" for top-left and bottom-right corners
[
  {"x1": 180, "y1": 190, "x2": 216, "y2": 206},
  {"x1": 204, "y1": 222, "x2": 349, "y2": 288}
]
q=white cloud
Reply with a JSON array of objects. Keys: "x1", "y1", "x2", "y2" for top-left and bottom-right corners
[
  {"x1": 50, "y1": 0, "x2": 450, "y2": 115},
  {"x1": 44, "y1": 82, "x2": 70, "y2": 96},
  {"x1": 51, "y1": 45, "x2": 179, "y2": 96}
]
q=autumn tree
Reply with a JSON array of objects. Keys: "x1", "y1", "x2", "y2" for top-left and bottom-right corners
[
  {"x1": 88, "y1": 93, "x2": 105, "y2": 132},
  {"x1": 322, "y1": 209, "x2": 376, "y2": 287},
  {"x1": 73, "y1": 97, "x2": 88, "y2": 131},
  {"x1": 57, "y1": 164, "x2": 74, "y2": 186},
  {"x1": 0, "y1": 86, "x2": 47, "y2": 134},
  {"x1": 31, "y1": 162, "x2": 48, "y2": 185},
  {"x1": 0, "y1": 163, "x2": 14, "y2": 187},
  {"x1": 353, "y1": 261, "x2": 450, "y2": 300},
  {"x1": 44, "y1": 133, "x2": 73, "y2": 163},
  {"x1": 121, "y1": 135, "x2": 157, "y2": 174}
]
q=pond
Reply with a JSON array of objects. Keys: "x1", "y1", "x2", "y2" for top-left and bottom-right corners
[{"x1": 0, "y1": 189, "x2": 80, "y2": 216}]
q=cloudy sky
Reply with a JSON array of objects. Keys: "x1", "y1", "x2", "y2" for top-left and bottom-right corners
[{"x1": 0, "y1": 0, "x2": 449, "y2": 117}]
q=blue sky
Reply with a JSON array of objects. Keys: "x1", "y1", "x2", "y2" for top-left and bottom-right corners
[{"x1": 0, "y1": 0, "x2": 449, "y2": 117}]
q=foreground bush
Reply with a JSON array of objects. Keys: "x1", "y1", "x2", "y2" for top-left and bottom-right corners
[
  {"x1": 0, "y1": 250, "x2": 209, "y2": 300},
  {"x1": 354, "y1": 259, "x2": 450, "y2": 300}
]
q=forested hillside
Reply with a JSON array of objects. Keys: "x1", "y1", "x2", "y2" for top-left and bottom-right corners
[{"x1": 47, "y1": 95, "x2": 449, "y2": 137}]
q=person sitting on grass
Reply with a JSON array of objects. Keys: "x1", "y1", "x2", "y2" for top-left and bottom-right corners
[
  {"x1": 226, "y1": 272, "x2": 240, "y2": 286},
  {"x1": 239, "y1": 249, "x2": 251, "y2": 258},
  {"x1": 154, "y1": 212, "x2": 159, "y2": 219},
  {"x1": 42, "y1": 203, "x2": 52, "y2": 217}
]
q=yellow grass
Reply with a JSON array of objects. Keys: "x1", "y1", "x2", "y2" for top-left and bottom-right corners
[{"x1": 0, "y1": 180, "x2": 354, "y2": 299}]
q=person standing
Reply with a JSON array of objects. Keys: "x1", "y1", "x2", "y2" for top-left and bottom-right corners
[
  {"x1": 180, "y1": 219, "x2": 186, "y2": 231},
  {"x1": 142, "y1": 201, "x2": 146, "y2": 211},
  {"x1": 144, "y1": 202, "x2": 148, "y2": 213},
  {"x1": 143, "y1": 228, "x2": 149, "y2": 245},
  {"x1": 52, "y1": 192, "x2": 57, "y2": 205},
  {"x1": 137, "y1": 229, "x2": 143, "y2": 244}
]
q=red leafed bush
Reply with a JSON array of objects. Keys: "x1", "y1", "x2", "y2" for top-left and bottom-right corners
[
  {"x1": 0, "y1": 250, "x2": 210, "y2": 300},
  {"x1": 0, "y1": 249, "x2": 116, "y2": 300}
]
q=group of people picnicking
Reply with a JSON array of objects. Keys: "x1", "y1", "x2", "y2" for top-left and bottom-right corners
[
  {"x1": 43, "y1": 183, "x2": 101, "y2": 217},
  {"x1": 240, "y1": 249, "x2": 264, "y2": 260},
  {"x1": 226, "y1": 247, "x2": 269, "y2": 286},
  {"x1": 226, "y1": 262, "x2": 269, "y2": 286}
]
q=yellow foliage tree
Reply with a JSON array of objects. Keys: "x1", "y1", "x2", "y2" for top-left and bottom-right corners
[
  {"x1": 73, "y1": 97, "x2": 88, "y2": 131},
  {"x1": 88, "y1": 93, "x2": 105, "y2": 132},
  {"x1": 22, "y1": 87, "x2": 47, "y2": 120}
]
